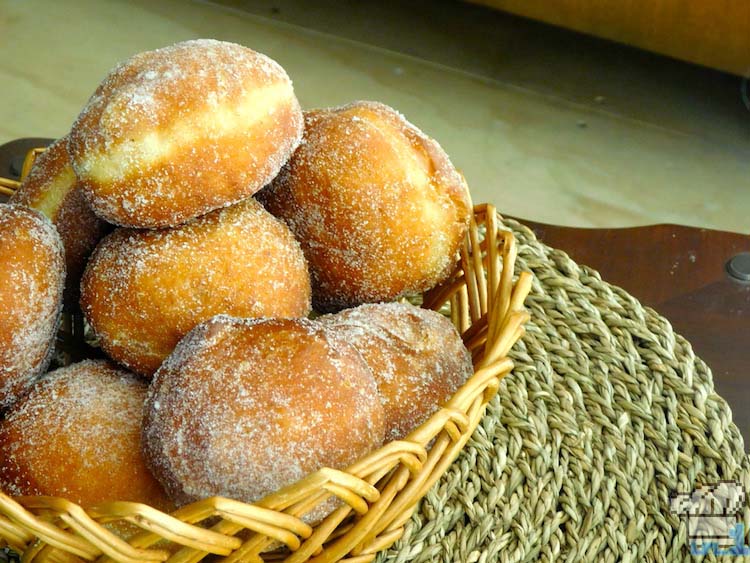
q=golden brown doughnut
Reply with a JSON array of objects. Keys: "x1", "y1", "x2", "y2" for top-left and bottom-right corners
[
  {"x1": 322, "y1": 302, "x2": 473, "y2": 441},
  {"x1": 0, "y1": 359, "x2": 172, "y2": 510},
  {"x1": 0, "y1": 204, "x2": 64, "y2": 411},
  {"x1": 69, "y1": 39, "x2": 303, "y2": 228},
  {"x1": 258, "y1": 101, "x2": 471, "y2": 312},
  {"x1": 11, "y1": 136, "x2": 109, "y2": 299},
  {"x1": 80, "y1": 198, "x2": 311, "y2": 377},
  {"x1": 143, "y1": 316, "x2": 384, "y2": 507}
]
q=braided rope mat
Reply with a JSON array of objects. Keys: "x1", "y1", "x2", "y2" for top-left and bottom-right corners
[{"x1": 380, "y1": 217, "x2": 750, "y2": 563}]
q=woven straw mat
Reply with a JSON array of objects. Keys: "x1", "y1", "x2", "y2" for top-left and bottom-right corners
[{"x1": 379, "y1": 217, "x2": 750, "y2": 563}]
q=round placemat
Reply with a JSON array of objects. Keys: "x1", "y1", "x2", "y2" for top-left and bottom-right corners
[{"x1": 380, "y1": 217, "x2": 750, "y2": 562}]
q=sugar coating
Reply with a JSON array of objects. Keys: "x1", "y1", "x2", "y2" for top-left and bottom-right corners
[
  {"x1": 80, "y1": 198, "x2": 311, "y2": 377},
  {"x1": 0, "y1": 204, "x2": 65, "y2": 411},
  {"x1": 258, "y1": 100, "x2": 471, "y2": 312},
  {"x1": 321, "y1": 302, "x2": 473, "y2": 441},
  {"x1": 11, "y1": 136, "x2": 109, "y2": 297},
  {"x1": 143, "y1": 316, "x2": 384, "y2": 508},
  {"x1": 0, "y1": 359, "x2": 171, "y2": 509},
  {"x1": 68, "y1": 39, "x2": 304, "y2": 228}
]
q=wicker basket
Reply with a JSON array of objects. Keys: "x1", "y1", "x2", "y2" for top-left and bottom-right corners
[{"x1": 0, "y1": 149, "x2": 531, "y2": 563}]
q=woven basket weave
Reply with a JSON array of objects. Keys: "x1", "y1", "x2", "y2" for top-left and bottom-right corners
[
  {"x1": 0, "y1": 153, "x2": 532, "y2": 563},
  {"x1": 376, "y1": 217, "x2": 750, "y2": 562}
]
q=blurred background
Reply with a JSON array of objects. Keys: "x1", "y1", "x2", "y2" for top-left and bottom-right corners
[{"x1": 1, "y1": 0, "x2": 749, "y2": 232}]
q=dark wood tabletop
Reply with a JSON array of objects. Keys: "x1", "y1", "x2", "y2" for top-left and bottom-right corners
[{"x1": 1, "y1": 138, "x2": 748, "y2": 444}]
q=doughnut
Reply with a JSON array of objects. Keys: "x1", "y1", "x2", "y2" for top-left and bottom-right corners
[
  {"x1": 143, "y1": 316, "x2": 384, "y2": 508},
  {"x1": 0, "y1": 204, "x2": 64, "y2": 411},
  {"x1": 322, "y1": 302, "x2": 473, "y2": 441},
  {"x1": 68, "y1": 39, "x2": 303, "y2": 228},
  {"x1": 258, "y1": 101, "x2": 471, "y2": 312},
  {"x1": 80, "y1": 198, "x2": 311, "y2": 377},
  {"x1": 0, "y1": 360, "x2": 172, "y2": 510},
  {"x1": 11, "y1": 136, "x2": 109, "y2": 300}
]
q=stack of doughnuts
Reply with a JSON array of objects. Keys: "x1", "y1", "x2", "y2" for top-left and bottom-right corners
[{"x1": 0, "y1": 39, "x2": 474, "y2": 515}]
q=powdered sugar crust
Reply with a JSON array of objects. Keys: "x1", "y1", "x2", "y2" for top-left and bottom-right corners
[
  {"x1": 68, "y1": 39, "x2": 304, "y2": 227},
  {"x1": 258, "y1": 101, "x2": 470, "y2": 311},
  {"x1": 143, "y1": 316, "x2": 384, "y2": 511},
  {"x1": 321, "y1": 302, "x2": 472, "y2": 441},
  {"x1": 0, "y1": 359, "x2": 168, "y2": 508},
  {"x1": 0, "y1": 204, "x2": 65, "y2": 411},
  {"x1": 80, "y1": 198, "x2": 311, "y2": 376}
]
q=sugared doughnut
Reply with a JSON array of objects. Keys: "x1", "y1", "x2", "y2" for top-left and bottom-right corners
[
  {"x1": 322, "y1": 302, "x2": 473, "y2": 441},
  {"x1": 69, "y1": 39, "x2": 303, "y2": 228},
  {"x1": 143, "y1": 316, "x2": 384, "y2": 508},
  {"x1": 11, "y1": 136, "x2": 109, "y2": 299},
  {"x1": 0, "y1": 360, "x2": 172, "y2": 510},
  {"x1": 258, "y1": 101, "x2": 471, "y2": 312},
  {"x1": 0, "y1": 204, "x2": 64, "y2": 411},
  {"x1": 80, "y1": 198, "x2": 311, "y2": 376}
]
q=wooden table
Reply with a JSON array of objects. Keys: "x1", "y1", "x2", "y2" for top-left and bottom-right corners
[{"x1": 1, "y1": 138, "x2": 748, "y2": 444}]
